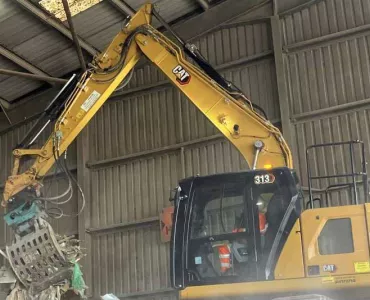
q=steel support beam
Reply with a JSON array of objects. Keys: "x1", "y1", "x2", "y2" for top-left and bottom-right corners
[
  {"x1": 15, "y1": 0, "x2": 99, "y2": 57},
  {"x1": 279, "y1": 0, "x2": 321, "y2": 16},
  {"x1": 62, "y1": 0, "x2": 87, "y2": 72},
  {"x1": 174, "y1": 0, "x2": 269, "y2": 41},
  {"x1": 87, "y1": 134, "x2": 223, "y2": 169},
  {"x1": 86, "y1": 216, "x2": 159, "y2": 235},
  {"x1": 108, "y1": 0, "x2": 135, "y2": 16},
  {"x1": 0, "y1": 68, "x2": 68, "y2": 84},
  {"x1": 0, "y1": 98, "x2": 11, "y2": 125},
  {"x1": 284, "y1": 23, "x2": 370, "y2": 53},
  {"x1": 0, "y1": 45, "x2": 53, "y2": 79},
  {"x1": 196, "y1": 0, "x2": 210, "y2": 10},
  {"x1": 292, "y1": 97, "x2": 370, "y2": 123}
]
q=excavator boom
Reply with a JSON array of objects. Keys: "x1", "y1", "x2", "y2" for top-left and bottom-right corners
[{"x1": 4, "y1": 3, "x2": 291, "y2": 205}]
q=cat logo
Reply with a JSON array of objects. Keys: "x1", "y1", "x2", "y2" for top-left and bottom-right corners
[
  {"x1": 323, "y1": 264, "x2": 336, "y2": 273},
  {"x1": 172, "y1": 65, "x2": 191, "y2": 85}
]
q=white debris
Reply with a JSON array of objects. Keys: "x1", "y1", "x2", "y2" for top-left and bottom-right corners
[
  {"x1": 101, "y1": 294, "x2": 120, "y2": 300},
  {"x1": 0, "y1": 266, "x2": 16, "y2": 284},
  {"x1": 6, "y1": 284, "x2": 62, "y2": 300},
  {"x1": 6, "y1": 284, "x2": 27, "y2": 300}
]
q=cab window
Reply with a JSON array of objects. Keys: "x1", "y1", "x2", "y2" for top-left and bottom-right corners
[{"x1": 318, "y1": 218, "x2": 354, "y2": 255}]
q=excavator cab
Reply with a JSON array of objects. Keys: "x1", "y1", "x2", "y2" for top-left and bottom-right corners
[
  {"x1": 171, "y1": 141, "x2": 370, "y2": 300},
  {"x1": 171, "y1": 167, "x2": 303, "y2": 289}
]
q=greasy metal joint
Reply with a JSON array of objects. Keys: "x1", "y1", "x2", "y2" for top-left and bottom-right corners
[
  {"x1": 12, "y1": 149, "x2": 22, "y2": 157},
  {"x1": 233, "y1": 124, "x2": 240, "y2": 135},
  {"x1": 254, "y1": 140, "x2": 264, "y2": 150},
  {"x1": 252, "y1": 140, "x2": 265, "y2": 170}
]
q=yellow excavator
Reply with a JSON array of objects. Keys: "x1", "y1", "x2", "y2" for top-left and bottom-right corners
[{"x1": 1, "y1": 3, "x2": 370, "y2": 299}]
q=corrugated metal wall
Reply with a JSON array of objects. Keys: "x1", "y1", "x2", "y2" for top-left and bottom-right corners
[
  {"x1": 280, "y1": 0, "x2": 370, "y2": 205},
  {"x1": 0, "y1": 0, "x2": 370, "y2": 298}
]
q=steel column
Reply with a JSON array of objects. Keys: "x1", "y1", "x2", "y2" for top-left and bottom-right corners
[
  {"x1": 270, "y1": 16, "x2": 296, "y2": 164},
  {"x1": 62, "y1": 0, "x2": 87, "y2": 72},
  {"x1": 77, "y1": 127, "x2": 92, "y2": 296}
]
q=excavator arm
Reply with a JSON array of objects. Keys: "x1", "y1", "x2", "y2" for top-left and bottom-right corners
[{"x1": 3, "y1": 3, "x2": 292, "y2": 206}]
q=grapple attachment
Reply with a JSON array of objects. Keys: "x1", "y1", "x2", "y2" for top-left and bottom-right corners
[
  {"x1": 6, "y1": 218, "x2": 73, "y2": 295},
  {"x1": 4, "y1": 201, "x2": 84, "y2": 296}
]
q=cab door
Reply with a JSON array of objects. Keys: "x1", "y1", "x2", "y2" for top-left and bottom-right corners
[{"x1": 301, "y1": 205, "x2": 370, "y2": 277}]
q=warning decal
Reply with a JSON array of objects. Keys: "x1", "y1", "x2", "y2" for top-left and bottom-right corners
[
  {"x1": 81, "y1": 90, "x2": 101, "y2": 112},
  {"x1": 322, "y1": 276, "x2": 334, "y2": 284},
  {"x1": 354, "y1": 261, "x2": 370, "y2": 273}
]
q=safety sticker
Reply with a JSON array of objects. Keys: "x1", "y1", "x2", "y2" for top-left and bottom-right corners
[
  {"x1": 354, "y1": 261, "x2": 370, "y2": 273},
  {"x1": 81, "y1": 90, "x2": 101, "y2": 112},
  {"x1": 322, "y1": 276, "x2": 334, "y2": 284},
  {"x1": 195, "y1": 256, "x2": 202, "y2": 265}
]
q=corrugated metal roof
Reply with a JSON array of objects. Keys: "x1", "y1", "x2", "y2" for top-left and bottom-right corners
[{"x1": 0, "y1": 0, "x2": 202, "y2": 105}]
